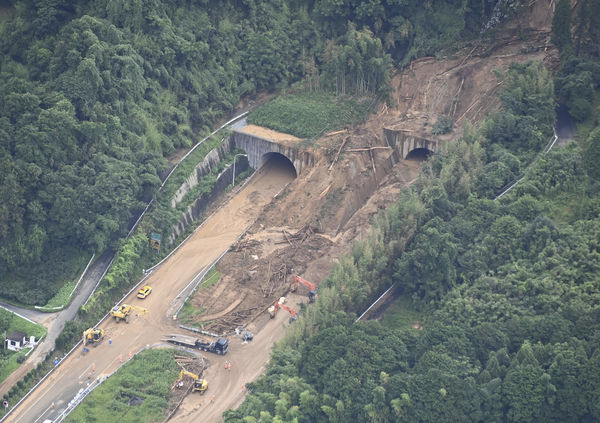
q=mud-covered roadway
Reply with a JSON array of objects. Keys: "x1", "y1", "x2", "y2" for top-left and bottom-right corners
[{"x1": 6, "y1": 157, "x2": 296, "y2": 423}]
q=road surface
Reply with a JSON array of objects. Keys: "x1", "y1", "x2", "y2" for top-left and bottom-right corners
[{"x1": 5, "y1": 158, "x2": 295, "y2": 423}]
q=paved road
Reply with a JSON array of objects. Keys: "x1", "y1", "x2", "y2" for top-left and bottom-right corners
[
  {"x1": 4, "y1": 159, "x2": 294, "y2": 423},
  {"x1": 0, "y1": 113, "x2": 251, "y2": 401},
  {"x1": 0, "y1": 251, "x2": 114, "y2": 397}
]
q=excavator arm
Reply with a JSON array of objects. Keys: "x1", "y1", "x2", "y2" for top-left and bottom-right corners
[
  {"x1": 269, "y1": 300, "x2": 297, "y2": 322},
  {"x1": 110, "y1": 304, "x2": 148, "y2": 322},
  {"x1": 176, "y1": 369, "x2": 208, "y2": 394},
  {"x1": 293, "y1": 275, "x2": 318, "y2": 302}
]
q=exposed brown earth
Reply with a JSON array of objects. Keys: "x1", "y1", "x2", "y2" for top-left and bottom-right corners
[{"x1": 5, "y1": 2, "x2": 558, "y2": 422}]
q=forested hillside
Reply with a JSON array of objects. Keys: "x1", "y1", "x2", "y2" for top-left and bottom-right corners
[
  {"x1": 225, "y1": 61, "x2": 600, "y2": 423},
  {"x1": 222, "y1": 2, "x2": 600, "y2": 421},
  {"x1": 0, "y1": 0, "x2": 514, "y2": 304}
]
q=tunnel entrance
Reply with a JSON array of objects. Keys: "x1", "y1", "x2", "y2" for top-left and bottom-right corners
[
  {"x1": 405, "y1": 148, "x2": 433, "y2": 161},
  {"x1": 260, "y1": 152, "x2": 297, "y2": 178}
]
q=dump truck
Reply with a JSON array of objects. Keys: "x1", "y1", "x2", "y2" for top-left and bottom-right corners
[{"x1": 165, "y1": 334, "x2": 229, "y2": 355}]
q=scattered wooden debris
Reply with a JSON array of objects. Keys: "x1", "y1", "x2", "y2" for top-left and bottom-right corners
[
  {"x1": 328, "y1": 136, "x2": 350, "y2": 171},
  {"x1": 324, "y1": 129, "x2": 348, "y2": 137},
  {"x1": 319, "y1": 184, "x2": 332, "y2": 198},
  {"x1": 346, "y1": 146, "x2": 392, "y2": 152}
]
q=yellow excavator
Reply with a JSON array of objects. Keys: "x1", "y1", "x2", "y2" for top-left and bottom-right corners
[
  {"x1": 176, "y1": 370, "x2": 208, "y2": 394},
  {"x1": 110, "y1": 304, "x2": 148, "y2": 323},
  {"x1": 82, "y1": 328, "x2": 104, "y2": 346}
]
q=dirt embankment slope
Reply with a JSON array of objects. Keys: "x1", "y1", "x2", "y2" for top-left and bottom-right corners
[
  {"x1": 172, "y1": 1, "x2": 558, "y2": 421},
  {"x1": 4, "y1": 2, "x2": 557, "y2": 422}
]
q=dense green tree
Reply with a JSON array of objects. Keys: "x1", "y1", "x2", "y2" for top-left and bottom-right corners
[
  {"x1": 584, "y1": 127, "x2": 600, "y2": 179},
  {"x1": 551, "y1": 0, "x2": 572, "y2": 53}
]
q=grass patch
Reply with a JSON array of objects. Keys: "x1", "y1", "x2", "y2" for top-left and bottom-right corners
[
  {"x1": 159, "y1": 133, "x2": 225, "y2": 202},
  {"x1": 0, "y1": 308, "x2": 46, "y2": 340},
  {"x1": 0, "y1": 246, "x2": 89, "y2": 306},
  {"x1": 380, "y1": 297, "x2": 427, "y2": 331},
  {"x1": 0, "y1": 308, "x2": 46, "y2": 383},
  {"x1": 199, "y1": 268, "x2": 221, "y2": 290},
  {"x1": 65, "y1": 349, "x2": 181, "y2": 423},
  {"x1": 177, "y1": 268, "x2": 221, "y2": 326},
  {"x1": 247, "y1": 91, "x2": 372, "y2": 139},
  {"x1": 0, "y1": 348, "x2": 31, "y2": 382},
  {"x1": 40, "y1": 279, "x2": 77, "y2": 311},
  {"x1": 178, "y1": 303, "x2": 207, "y2": 326}
]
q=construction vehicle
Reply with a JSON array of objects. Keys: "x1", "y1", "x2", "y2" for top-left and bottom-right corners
[
  {"x1": 292, "y1": 275, "x2": 318, "y2": 302},
  {"x1": 268, "y1": 300, "x2": 297, "y2": 322},
  {"x1": 110, "y1": 304, "x2": 148, "y2": 323},
  {"x1": 235, "y1": 326, "x2": 254, "y2": 342},
  {"x1": 82, "y1": 328, "x2": 104, "y2": 346},
  {"x1": 165, "y1": 334, "x2": 229, "y2": 355},
  {"x1": 176, "y1": 370, "x2": 208, "y2": 394}
]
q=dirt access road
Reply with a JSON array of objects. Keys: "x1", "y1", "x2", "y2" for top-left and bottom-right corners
[{"x1": 5, "y1": 158, "x2": 295, "y2": 423}]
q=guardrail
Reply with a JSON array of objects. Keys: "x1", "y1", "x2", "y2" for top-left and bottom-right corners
[
  {"x1": 355, "y1": 127, "x2": 560, "y2": 324},
  {"x1": 495, "y1": 128, "x2": 558, "y2": 200},
  {"x1": 35, "y1": 253, "x2": 96, "y2": 312},
  {"x1": 0, "y1": 113, "x2": 249, "y2": 423}
]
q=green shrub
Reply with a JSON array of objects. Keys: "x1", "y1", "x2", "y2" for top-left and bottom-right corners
[
  {"x1": 248, "y1": 91, "x2": 372, "y2": 139},
  {"x1": 431, "y1": 116, "x2": 453, "y2": 135}
]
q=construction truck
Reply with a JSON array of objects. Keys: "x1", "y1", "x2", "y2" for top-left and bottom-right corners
[
  {"x1": 176, "y1": 370, "x2": 208, "y2": 394},
  {"x1": 165, "y1": 334, "x2": 229, "y2": 355},
  {"x1": 293, "y1": 275, "x2": 318, "y2": 303},
  {"x1": 110, "y1": 304, "x2": 148, "y2": 323},
  {"x1": 268, "y1": 300, "x2": 297, "y2": 322},
  {"x1": 82, "y1": 328, "x2": 104, "y2": 346}
]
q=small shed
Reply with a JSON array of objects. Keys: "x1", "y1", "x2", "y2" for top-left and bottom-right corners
[{"x1": 5, "y1": 330, "x2": 28, "y2": 352}]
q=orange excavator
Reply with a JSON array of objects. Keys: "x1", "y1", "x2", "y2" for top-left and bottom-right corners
[
  {"x1": 292, "y1": 275, "x2": 318, "y2": 303},
  {"x1": 268, "y1": 300, "x2": 297, "y2": 322}
]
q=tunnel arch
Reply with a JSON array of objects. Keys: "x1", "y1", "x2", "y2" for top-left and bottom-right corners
[
  {"x1": 233, "y1": 129, "x2": 314, "y2": 176},
  {"x1": 259, "y1": 152, "x2": 297, "y2": 177},
  {"x1": 405, "y1": 147, "x2": 433, "y2": 161}
]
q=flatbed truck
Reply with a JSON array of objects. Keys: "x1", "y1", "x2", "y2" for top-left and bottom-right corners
[{"x1": 165, "y1": 334, "x2": 229, "y2": 355}]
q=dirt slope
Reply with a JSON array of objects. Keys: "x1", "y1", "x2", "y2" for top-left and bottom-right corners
[
  {"x1": 5, "y1": 2, "x2": 558, "y2": 422},
  {"x1": 171, "y1": 2, "x2": 558, "y2": 420}
]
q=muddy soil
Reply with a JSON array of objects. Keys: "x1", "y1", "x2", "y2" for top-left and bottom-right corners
[{"x1": 6, "y1": 2, "x2": 559, "y2": 422}]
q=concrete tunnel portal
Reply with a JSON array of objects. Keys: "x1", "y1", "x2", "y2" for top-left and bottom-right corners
[
  {"x1": 233, "y1": 128, "x2": 315, "y2": 178},
  {"x1": 258, "y1": 152, "x2": 297, "y2": 178}
]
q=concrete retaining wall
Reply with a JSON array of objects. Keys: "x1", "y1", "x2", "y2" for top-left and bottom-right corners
[
  {"x1": 171, "y1": 138, "x2": 235, "y2": 208},
  {"x1": 167, "y1": 139, "x2": 249, "y2": 245}
]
